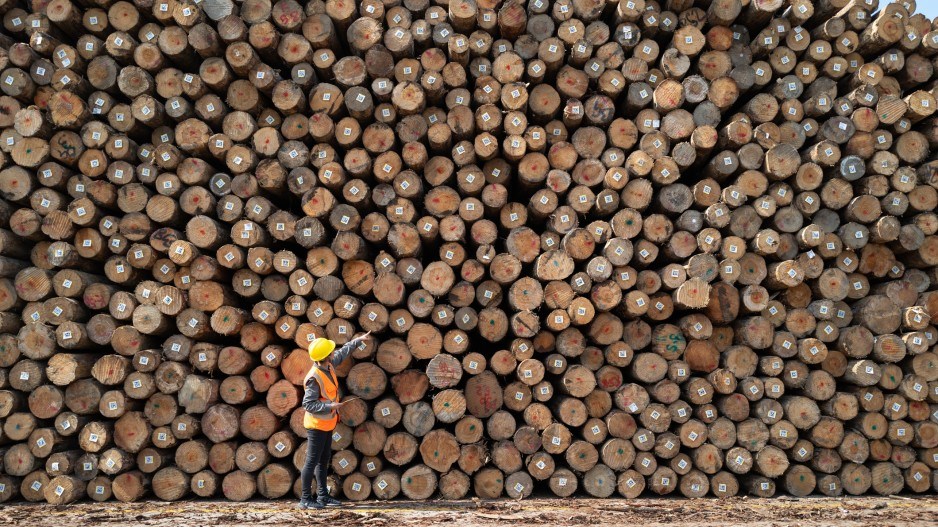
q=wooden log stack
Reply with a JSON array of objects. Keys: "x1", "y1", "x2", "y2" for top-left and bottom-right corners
[{"x1": 1, "y1": 0, "x2": 938, "y2": 504}]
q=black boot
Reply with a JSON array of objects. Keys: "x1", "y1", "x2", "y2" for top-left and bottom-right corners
[
  {"x1": 318, "y1": 493, "x2": 342, "y2": 507},
  {"x1": 298, "y1": 496, "x2": 323, "y2": 510}
]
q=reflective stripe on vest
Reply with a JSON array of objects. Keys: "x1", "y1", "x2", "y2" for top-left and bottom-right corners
[{"x1": 304, "y1": 365, "x2": 340, "y2": 431}]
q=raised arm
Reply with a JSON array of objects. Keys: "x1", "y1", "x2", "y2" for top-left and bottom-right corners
[
  {"x1": 329, "y1": 341, "x2": 356, "y2": 366},
  {"x1": 330, "y1": 331, "x2": 371, "y2": 366}
]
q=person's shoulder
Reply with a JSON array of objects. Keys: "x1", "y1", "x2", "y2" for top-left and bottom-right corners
[{"x1": 305, "y1": 366, "x2": 321, "y2": 381}]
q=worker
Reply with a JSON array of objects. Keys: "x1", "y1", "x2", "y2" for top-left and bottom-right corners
[{"x1": 298, "y1": 330, "x2": 370, "y2": 510}]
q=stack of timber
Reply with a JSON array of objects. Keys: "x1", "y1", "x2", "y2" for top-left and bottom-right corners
[{"x1": 1, "y1": 0, "x2": 938, "y2": 503}]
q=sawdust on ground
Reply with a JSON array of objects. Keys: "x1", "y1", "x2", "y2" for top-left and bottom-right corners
[{"x1": 1, "y1": 496, "x2": 936, "y2": 527}]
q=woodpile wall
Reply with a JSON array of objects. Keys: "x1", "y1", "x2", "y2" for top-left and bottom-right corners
[{"x1": 1, "y1": 0, "x2": 938, "y2": 503}]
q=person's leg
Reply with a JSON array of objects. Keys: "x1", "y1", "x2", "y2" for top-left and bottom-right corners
[
  {"x1": 299, "y1": 429, "x2": 324, "y2": 509},
  {"x1": 315, "y1": 429, "x2": 341, "y2": 505}
]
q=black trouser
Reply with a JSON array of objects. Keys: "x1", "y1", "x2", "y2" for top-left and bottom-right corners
[{"x1": 300, "y1": 428, "x2": 333, "y2": 500}]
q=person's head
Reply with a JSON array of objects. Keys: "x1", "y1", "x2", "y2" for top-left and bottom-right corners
[{"x1": 308, "y1": 338, "x2": 336, "y2": 364}]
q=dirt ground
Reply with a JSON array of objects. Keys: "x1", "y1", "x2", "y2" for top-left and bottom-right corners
[{"x1": 2, "y1": 496, "x2": 938, "y2": 527}]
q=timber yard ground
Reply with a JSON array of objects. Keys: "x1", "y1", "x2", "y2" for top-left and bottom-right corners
[{"x1": 1, "y1": 496, "x2": 938, "y2": 527}]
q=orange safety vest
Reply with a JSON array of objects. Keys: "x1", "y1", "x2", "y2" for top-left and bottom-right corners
[{"x1": 303, "y1": 364, "x2": 340, "y2": 431}]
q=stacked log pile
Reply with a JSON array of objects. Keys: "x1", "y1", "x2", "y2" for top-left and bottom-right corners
[{"x1": 1, "y1": 0, "x2": 938, "y2": 503}]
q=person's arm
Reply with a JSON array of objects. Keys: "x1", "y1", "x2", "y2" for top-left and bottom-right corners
[
  {"x1": 329, "y1": 340, "x2": 357, "y2": 366},
  {"x1": 302, "y1": 376, "x2": 336, "y2": 414},
  {"x1": 330, "y1": 331, "x2": 370, "y2": 366}
]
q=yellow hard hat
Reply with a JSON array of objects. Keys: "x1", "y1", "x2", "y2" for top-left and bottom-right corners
[{"x1": 308, "y1": 338, "x2": 336, "y2": 362}]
